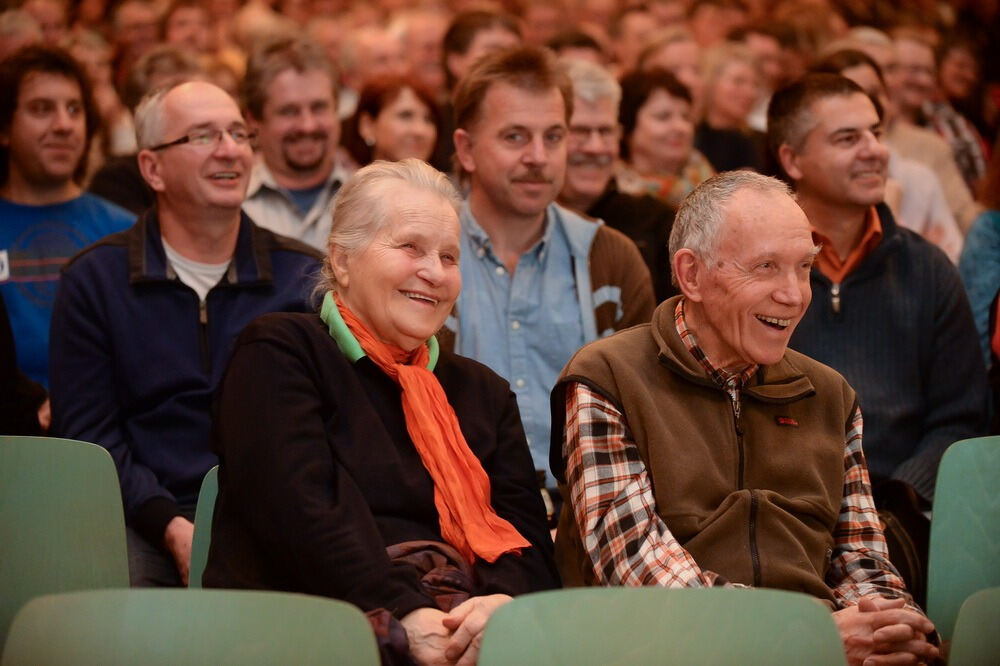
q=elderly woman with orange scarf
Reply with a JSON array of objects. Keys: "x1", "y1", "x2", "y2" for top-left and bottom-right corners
[{"x1": 204, "y1": 159, "x2": 559, "y2": 664}]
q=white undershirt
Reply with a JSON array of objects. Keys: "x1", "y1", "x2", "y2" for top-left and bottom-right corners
[{"x1": 161, "y1": 238, "x2": 231, "y2": 303}]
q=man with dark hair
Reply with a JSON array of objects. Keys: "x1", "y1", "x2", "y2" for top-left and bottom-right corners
[
  {"x1": 0, "y1": 44, "x2": 134, "y2": 387},
  {"x1": 50, "y1": 81, "x2": 321, "y2": 587},
  {"x1": 769, "y1": 73, "x2": 986, "y2": 507},
  {"x1": 430, "y1": 10, "x2": 521, "y2": 172},
  {"x1": 812, "y1": 49, "x2": 963, "y2": 263},
  {"x1": 447, "y1": 46, "x2": 654, "y2": 489},
  {"x1": 241, "y1": 37, "x2": 350, "y2": 252},
  {"x1": 442, "y1": 10, "x2": 521, "y2": 93},
  {"x1": 545, "y1": 29, "x2": 606, "y2": 65},
  {"x1": 608, "y1": 4, "x2": 657, "y2": 74}
]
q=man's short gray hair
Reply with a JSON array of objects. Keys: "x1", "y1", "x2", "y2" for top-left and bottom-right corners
[
  {"x1": 133, "y1": 83, "x2": 179, "y2": 149},
  {"x1": 564, "y1": 58, "x2": 621, "y2": 110},
  {"x1": 669, "y1": 171, "x2": 792, "y2": 286},
  {"x1": 313, "y1": 159, "x2": 462, "y2": 298}
]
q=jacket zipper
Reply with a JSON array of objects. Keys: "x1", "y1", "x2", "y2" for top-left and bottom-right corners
[
  {"x1": 830, "y1": 282, "x2": 841, "y2": 314},
  {"x1": 733, "y1": 396, "x2": 761, "y2": 586},
  {"x1": 733, "y1": 404, "x2": 745, "y2": 489},
  {"x1": 749, "y1": 491, "x2": 761, "y2": 586},
  {"x1": 199, "y1": 298, "x2": 210, "y2": 375}
]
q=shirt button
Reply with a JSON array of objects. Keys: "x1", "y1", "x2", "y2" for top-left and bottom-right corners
[
  {"x1": 515, "y1": 378, "x2": 525, "y2": 388},
  {"x1": 511, "y1": 320, "x2": 521, "y2": 330},
  {"x1": 495, "y1": 265, "x2": 505, "y2": 275},
  {"x1": 477, "y1": 248, "x2": 485, "y2": 258}
]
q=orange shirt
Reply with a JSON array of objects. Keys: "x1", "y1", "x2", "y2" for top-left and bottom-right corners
[{"x1": 812, "y1": 207, "x2": 883, "y2": 284}]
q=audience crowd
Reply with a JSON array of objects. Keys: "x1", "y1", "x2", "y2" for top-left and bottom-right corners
[{"x1": 2, "y1": 0, "x2": 998, "y2": 662}]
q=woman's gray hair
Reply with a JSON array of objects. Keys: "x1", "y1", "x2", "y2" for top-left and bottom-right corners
[
  {"x1": 314, "y1": 158, "x2": 462, "y2": 298},
  {"x1": 669, "y1": 171, "x2": 792, "y2": 286}
]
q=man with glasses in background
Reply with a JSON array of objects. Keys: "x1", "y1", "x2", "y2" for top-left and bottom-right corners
[
  {"x1": 556, "y1": 58, "x2": 677, "y2": 302},
  {"x1": 49, "y1": 80, "x2": 322, "y2": 587}
]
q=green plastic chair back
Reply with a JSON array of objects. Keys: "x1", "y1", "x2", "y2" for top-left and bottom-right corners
[
  {"x1": 0, "y1": 436, "x2": 129, "y2": 649},
  {"x1": 477, "y1": 587, "x2": 847, "y2": 666},
  {"x1": 0, "y1": 588, "x2": 380, "y2": 665},
  {"x1": 189, "y1": 465, "x2": 219, "y2": 588},
  {"x1": 927, "y1": 436, "x2": 1000, "y2": 639},
  {"x1": 947, "y1": 587, "x2": 1000, "y2": 666}
]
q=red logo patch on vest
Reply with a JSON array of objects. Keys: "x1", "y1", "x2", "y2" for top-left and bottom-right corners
[{"x1": 775, "y1": 416, "x2": 799, "y2": 427}]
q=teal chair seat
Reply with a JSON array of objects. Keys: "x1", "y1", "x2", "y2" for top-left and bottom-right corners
[
  {"x1": 947, "y1": 587, "x2": 1000, "y2": 665},
  {"x1": 927, "y1": 436, "x2": 1000, "y2": 639},
  {"x1": 1, "y1": 589, "x2": 380, "y2": 665},
  {"x1": 189, "y1": 465, "x2": 219, "y2": 588},
  {"x1": 0, "y1": 436, "x2": 129, "y2": 648},
  {"x1": 477, "y1": 587, "x2": 847, "y2": 665}
]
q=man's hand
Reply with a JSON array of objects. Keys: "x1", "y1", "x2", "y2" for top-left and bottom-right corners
[
  {"x1": 400, "y1": 607, "x2": 451, "y2": 665},
  {"x1": 441, "y1": 594, "x2": 512, "y2": 665},
  {"x1": 833, "y1": 595, "x2": 938, "y2": 666},
  {"x1": 36, "y1": 398, "x2": 51, "y2": 432},
  {"x1": 162, "y1": 516, "x2": 194, "y2": 586}
]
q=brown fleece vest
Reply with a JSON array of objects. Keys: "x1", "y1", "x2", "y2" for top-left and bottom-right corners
[{"x1": 552, "y1": 297, "x2": 858, "y2": 604}]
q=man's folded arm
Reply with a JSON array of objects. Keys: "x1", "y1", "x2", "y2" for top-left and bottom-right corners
[
  {"x1": 563, "y1": 381, "x2": 732, "y2": 588},
  {"x1": 827, "y1": 406, "x2": 919, "y2": 612}
]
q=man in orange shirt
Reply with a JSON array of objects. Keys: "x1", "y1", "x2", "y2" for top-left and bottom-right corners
[{"x1": 769, "y1": 74, "x2": 986, "y2": 552}]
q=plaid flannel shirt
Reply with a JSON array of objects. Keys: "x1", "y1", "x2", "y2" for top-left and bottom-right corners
[{"x1": 562, "y1": 298, "x2": 913, "y2": 607}]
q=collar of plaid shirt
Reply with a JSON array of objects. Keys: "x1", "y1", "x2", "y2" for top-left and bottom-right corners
[{"x1": 673, "y1": 297, "x2": 758, "y2": 403}]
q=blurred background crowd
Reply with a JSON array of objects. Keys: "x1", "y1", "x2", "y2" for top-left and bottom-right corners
[{"x1": 0, "y1": 0, "x2": 996, "y2": 206}]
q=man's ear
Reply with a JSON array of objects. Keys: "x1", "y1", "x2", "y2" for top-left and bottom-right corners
[
  {"x1": 453, "y1": 128, "x2": 476, "y2": 175},
  {"x1": 358, "y1": 112, "x2": 375, "y2": 147},
  {"x1": 673, "y1": 248, "x2": 705, "y2": 302},
  {"x1": 777, "y1": 143, "x2": 803, "y2": 182},
  {"x1": 245, "y1": 111, "x2": 262, "y2": 134},
  {"x1": 330, "y1": 244, "x2": 351, "y2": 290},
  {"x1": 137, "y1": 149, "x2": 166, "y2": 193},
  {"x1": 445, "y1": 53, "x2": 466, "y2": 85}
]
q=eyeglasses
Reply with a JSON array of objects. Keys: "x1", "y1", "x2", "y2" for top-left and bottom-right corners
[
  {"x1": 149, "y1": 127, "x2": 257, "y2": 151},
  {"x1": 568, "y1": 125, "x2": 620, "y2": 143}
]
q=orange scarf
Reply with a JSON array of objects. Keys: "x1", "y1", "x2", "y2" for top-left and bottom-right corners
[{"x1": 326, "y1": 292, "x2": 529, "y2": 564}]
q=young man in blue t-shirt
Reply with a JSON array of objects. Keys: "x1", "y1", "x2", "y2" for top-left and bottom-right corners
[{"x1": 0, "y1": 45, "x2": 135, "y2": 391}]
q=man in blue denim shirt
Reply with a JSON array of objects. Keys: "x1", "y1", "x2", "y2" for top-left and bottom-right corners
[{"x1": 444, "y1": 46, "x2": 654, "y2": 479}]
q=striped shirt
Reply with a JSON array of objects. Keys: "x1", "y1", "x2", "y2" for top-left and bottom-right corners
[{"x1": 562, "y1": 298, "x2": 913, "y2": 607}]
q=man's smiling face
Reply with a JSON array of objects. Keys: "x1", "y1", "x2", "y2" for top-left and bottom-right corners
[{"x1": 687, "y1": 187, "x2": 818, "y2": 369}]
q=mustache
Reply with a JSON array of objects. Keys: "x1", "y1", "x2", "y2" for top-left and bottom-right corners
[
  {"x1": 567, "y1": 152, "x2": 614, "y2": 168},
  {"x1": 512, "y1": 168, "x2": 552, "y2": 183}
]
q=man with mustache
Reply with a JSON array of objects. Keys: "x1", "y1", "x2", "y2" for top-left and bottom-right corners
[
  {"x1": 557, "y1": 58, "x2": 677, "y2": 303},
  {"x1": 242, "y1": 38, "x2": 352, "y2": 252},
  {"x1": 446, "y1": 46, "x2": 654, "y2": 505},
  {"x1": 771, "y1": 75, "x2": 985, "y2": 523},
  {"x1": 49, "y1": 81, "x2": 321, "y2": 587}
]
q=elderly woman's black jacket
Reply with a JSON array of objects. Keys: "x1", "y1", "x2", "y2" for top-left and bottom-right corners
[{"x1": 203, "y1": 311, "x2": 559, "y2": 617}]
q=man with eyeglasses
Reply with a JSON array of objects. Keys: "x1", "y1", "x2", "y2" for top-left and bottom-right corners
[
  {"x1": 557, "y1": 58, "x2": 677, "y2": 302},
  {"x1": 0, "y1": 45, "x2": 134, "y2": 401},
  {"x1": 49, "y1": 80, "x2": 322, "y2": 587},
  {"x1": 242, "y1": 38, "x2": 352, "y2": 252}
]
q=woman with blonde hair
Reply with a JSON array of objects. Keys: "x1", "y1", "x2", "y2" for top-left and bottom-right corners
[{"x1": 694, "y1": 41, "x2": 766, "y2": 172}]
